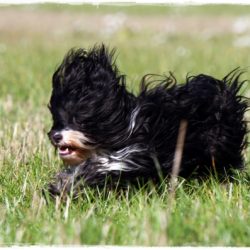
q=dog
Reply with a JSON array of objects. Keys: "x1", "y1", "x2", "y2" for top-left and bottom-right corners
[{"x1": 46, "y1": 44, "x2": 248, "y2": 199}]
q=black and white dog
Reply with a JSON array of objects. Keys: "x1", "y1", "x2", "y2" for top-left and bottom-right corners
[{"x1": 47, "y1": 44, "x2": 248, "y2": 198}]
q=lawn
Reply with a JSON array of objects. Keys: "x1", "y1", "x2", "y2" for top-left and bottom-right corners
[{"x1": 0, "y1": 3, "x2": 249, "y2": 246}]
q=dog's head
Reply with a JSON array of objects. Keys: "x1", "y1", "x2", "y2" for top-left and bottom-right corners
[{"x1": 48, "y1": 44, "x2": 127, "y2": 166}]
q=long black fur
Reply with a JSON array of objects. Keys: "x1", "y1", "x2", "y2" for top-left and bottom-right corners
[{"x1": 47, "y1": 44, "x2": 248, "y2": 198}]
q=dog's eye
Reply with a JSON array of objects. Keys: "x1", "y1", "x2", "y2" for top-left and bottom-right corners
[
  {"x1": 72, "y1": 116, "x2": 85, "y2": 129},
  {"x1": 72, "y1": 116, "x2": 80, "y2": 125}
]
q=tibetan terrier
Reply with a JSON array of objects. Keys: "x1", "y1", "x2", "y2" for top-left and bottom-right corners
[{"x1": 46, "y1": 44, "x2": 248, "y2": 199}]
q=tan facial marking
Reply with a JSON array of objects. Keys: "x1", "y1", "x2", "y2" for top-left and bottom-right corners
[{"x1": 55, "y1": 130, "x2": 95, "y2": 166}]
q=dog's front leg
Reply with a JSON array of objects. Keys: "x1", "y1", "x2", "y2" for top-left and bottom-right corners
[
  {"x1": 46, "y1": 158, "x2": 121, "y2": 199},
  {"x1": 47, "y1": 149, "x2": 155, "y2": 199}
]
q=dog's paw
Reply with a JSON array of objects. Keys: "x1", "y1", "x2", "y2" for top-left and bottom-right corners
[
  {"x1": 47, "y1": 181, "x2": 62, "y2": 197},
  {"x1": 45, "y1": 169, "x2": 76, "y2": 200}
]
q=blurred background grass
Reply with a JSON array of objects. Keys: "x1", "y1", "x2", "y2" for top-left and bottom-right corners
[
  {"x1": 0, "y1": 3, "x2": 249, "y2": 245},
  {"x1": 1, "y1": 4, "x2": 250, "y2": 102}
]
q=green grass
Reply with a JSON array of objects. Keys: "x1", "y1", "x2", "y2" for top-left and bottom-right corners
[
  {"x1": 0, "y1": 4, "x2": 249, "y2": 246},
  {"x1": 4, "y1": 3, "x2": 250, "y2": 16}
]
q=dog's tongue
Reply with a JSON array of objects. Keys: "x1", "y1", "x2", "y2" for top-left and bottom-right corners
[{"x1": 59, "y1": 146, "x2": 73, "y2": 156}]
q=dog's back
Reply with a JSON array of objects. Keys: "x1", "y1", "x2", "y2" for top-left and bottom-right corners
[{"x1": 137, "y1": 70, "x2": 248, "y2": 177}]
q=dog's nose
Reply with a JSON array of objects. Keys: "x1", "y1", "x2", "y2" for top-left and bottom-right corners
[{"x1": 52, "y1": 133, "x2": 63, "y2": 143}]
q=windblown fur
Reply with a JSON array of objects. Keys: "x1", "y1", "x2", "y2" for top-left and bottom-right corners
[{"x1": 47, "y1": 44, "x2": 248, "y2": 198}]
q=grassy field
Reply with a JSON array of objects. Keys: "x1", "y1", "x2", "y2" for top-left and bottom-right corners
[{"x1": 0, "y1": 3, "x2": 250, "y2": 246}]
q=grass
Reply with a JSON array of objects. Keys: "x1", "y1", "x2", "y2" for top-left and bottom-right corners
[
  {"x1": 0, "y1": 3, "x2": 250, "y2": 246},
  {"x1": 4, "y1": 3, "x2": 250, "y2": 16}
]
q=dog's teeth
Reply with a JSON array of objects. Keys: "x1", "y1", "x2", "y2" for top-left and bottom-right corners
[{"x1": 59, "y1": 146, "x2": 74, "y2": 156}]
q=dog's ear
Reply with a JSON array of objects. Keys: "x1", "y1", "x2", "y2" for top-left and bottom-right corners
[{"x1": 52, "y1": 44, "x2": 124, "y2": 90}]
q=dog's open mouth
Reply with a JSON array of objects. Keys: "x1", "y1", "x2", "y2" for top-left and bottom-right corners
[
  {"x1": 56, "y1": 143, "x2": 92, "y2": 166},
  {"x1": 58, "y1": 145, "x2": 76, "y2": 156}
]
